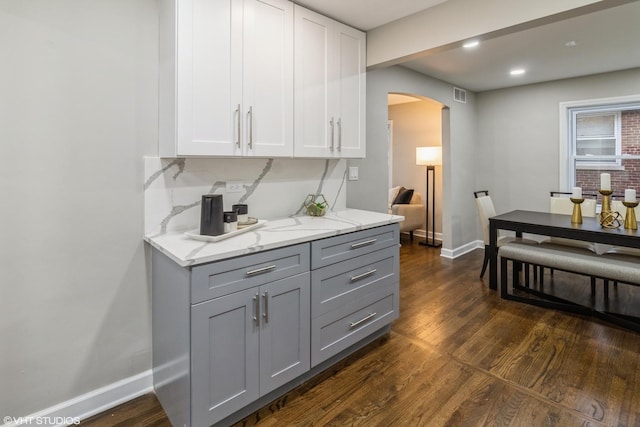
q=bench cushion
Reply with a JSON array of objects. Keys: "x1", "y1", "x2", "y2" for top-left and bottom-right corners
[{"x1": 499, "y1": 242, "x2": 640, "y2": 285}]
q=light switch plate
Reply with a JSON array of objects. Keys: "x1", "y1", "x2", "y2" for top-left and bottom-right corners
[{"x1": 348, "y1": 166, "x2": 359, "y2": 181}]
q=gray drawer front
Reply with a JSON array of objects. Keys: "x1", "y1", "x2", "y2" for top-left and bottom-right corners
[
  {"x1": 311, "y1": 288, "x2": 398, "y2": 367},
  {"x1": 191, "y1": 244, "x2": 310, "y2": 303},
  {"x1": 311, "y1": 224, "x2": 399, "y2": 270},
  {"x1": 311, "y1": 246, "x2": 398, "y2": 318}
]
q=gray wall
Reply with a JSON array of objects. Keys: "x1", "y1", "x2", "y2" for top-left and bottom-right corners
[
  {"x1": 0, "y1": 0, "x2": 158, "y2": 417},
  {"x1": 348, "y1": 66, "x2": 478, "y2": 250},
  {"x1": 475, "y1": 68, "x2": 640, "y2": 225}
]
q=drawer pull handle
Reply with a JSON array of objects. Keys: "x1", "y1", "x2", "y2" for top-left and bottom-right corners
[
  {"x1": 349, "y1": 312, "x2": 377, "y2": 329},
  {"x1": 245, "y1": 265, "x2": 277, "y2": 277},
  {"x1": 351, "y1": 238, "x2": 377, "y2": 249},
  {"x1": 350, "y1": 269, "x2": 377, "y2": 283}
]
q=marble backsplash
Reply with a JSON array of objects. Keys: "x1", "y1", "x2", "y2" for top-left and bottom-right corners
[{"x1": 144, "y1": 157, "x2": 348, "y2": 235}]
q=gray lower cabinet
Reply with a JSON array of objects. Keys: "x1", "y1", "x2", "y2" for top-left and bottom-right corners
[
  {"x1": 191, "y1": 273, "x2": 310, "y2": 427},
  {"x1": 152, "y1": 224, "x2": 399, "y2": 427},
  {"x1": 310, "y1": 225, "x2": 400, "y2": 366}
]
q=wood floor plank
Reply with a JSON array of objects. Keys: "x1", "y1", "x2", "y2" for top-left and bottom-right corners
[{"x1": 80, "y1": 238, "x2": 640, "y2": 426}]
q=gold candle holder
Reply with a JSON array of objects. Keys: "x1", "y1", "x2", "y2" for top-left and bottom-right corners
[
  {"x1": 623, "y1": 200, "x2": 639, "y2": 230},
  {"x1": 570, "y1": 198, "x2": 584, "y2": 224},
  {"x1": 599, "y1": 189, "x2": 613, "y2": 223},
  {"x1": 599, "y1": 189, "x2": 623, "y2": 228}
]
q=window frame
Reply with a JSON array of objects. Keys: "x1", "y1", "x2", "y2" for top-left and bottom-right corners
[
  {"x1": 559, "y1": 95, "x2": 640, "y2": 191},
  {"x1": 571, "y1": 109, "x2": 621, "y2": 169}
]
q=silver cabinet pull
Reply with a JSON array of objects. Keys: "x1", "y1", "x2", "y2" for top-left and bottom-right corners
[
  {"x1": 350, "y1": 269, "x2": 377, "y2": 283},
  {"x1": 337, "y1": 118, "x2": 342, "y2": 152},
  {"x1": 351, "y1": 238, "x2": 377, "y2": 249},
  {"x1": 248, "y1": 106, "x2": 253, "y2": 149},
  {"x1": 262, "y1": 291, "x2": 269, "y2": 323},
  {"x1": 253, "y1": 292, "x2": 259, "y2": 326},
  {"x1": 329, "y1": 117, "x2": 335, "y2": 152},
  {"x1": 349, "y1": 312, "x2": 376, "y2": 329},
  {"x1": 235, "y1": 104, "x2": 241, "y2": 148},
  {"x1": 245, "y1": 264, "x2": 277, "y2": 277}
]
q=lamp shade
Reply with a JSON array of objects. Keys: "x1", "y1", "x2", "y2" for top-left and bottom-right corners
[{"x1": 416, "y1": 146, "x2": 442, "y2": 166}]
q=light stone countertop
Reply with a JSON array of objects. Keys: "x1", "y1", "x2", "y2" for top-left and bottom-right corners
[{"x1": 145, "y1": 209, "x2": 404, "y2": 267}]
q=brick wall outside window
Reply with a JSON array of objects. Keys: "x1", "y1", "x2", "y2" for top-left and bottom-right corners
[{"x1": 576, "y1": 110, "x2": 640, "y2": 197}]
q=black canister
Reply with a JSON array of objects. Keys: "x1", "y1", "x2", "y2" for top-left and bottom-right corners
[
  {"x1": 232, "y1": 204, "x2": 249, "y2": 223},
  {"x1": 200, "y1": 194, "x2": 224, "y2": 236}
]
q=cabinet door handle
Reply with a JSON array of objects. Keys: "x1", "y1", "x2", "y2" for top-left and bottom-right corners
[
  {"x1": 248, "y1": 106, "x2": 253, "y2": 149},
  {"x1": 329, "y1": 117, "x2": 334, "y2": 152},
  {"x1": 262, "y1": 291, "x2": 269, "y2": 323},
  {"x1": 349, "y1": 312, "x2": 377, "y2": 329},
  {"x1": 350, "y1": 269, "x2": 377, "y2": 283},
  {"x1": 253, "y1": 292, "x2": 260, "y2": 326},
  {"x1": 351, "y1": 238, "x2": 377, "y2": 249},
  {"x1": 245, "y1": 264, "x2": 277, "y2": 277},
  {"x1": 337, "y1": 118, "x2": 342, "y2": 152},
  {"x1": 235, "y1": 104, "x2": 242, "y2": 148}
]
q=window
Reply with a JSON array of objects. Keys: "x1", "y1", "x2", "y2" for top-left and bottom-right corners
[
  {"x1": 559, "y1": 96, "x2": 640, "y2": 191},
  {"x1": 573, "y1": 110, "x2": 621, "y2": 168}
]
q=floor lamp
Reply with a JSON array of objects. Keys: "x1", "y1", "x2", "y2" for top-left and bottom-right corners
[{"x1": 416, "y1": 146, "x2": 442, "y2": 248}]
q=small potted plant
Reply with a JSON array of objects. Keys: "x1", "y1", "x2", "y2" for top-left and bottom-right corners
[{"x1": 304, "y1": 194, "x2": 329, "y2": 216}]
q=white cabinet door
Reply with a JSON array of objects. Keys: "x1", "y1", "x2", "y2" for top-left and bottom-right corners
[
  {"x1": 294, "y1": 6, "x2": 334, "y2": 158},
  {"x1": 160, "y1": 0, "x2": 293, "y2": 157},
  {"x1": 243, "y1": 0, "x2": 294, "y2": 157},
  {"x1": 160, "y1": 0, "x2": 243, "y2": 157},
  {"x1": 293, "y1": 5, "x2": 366, "y2": 158},
  {"x1": 334, "y1": 23, "x2": 366, "y2": 158}
]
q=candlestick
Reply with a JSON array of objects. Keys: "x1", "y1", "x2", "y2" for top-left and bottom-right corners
[
  {"x1": 572, "y1": 187, "x2": 582, "y2": 199},
  {"x1": 599, "y1": 189, "x2": 615, "y2": 227},
  {"x1": 623, "y1": 201, "x2": 639, "y2": 230},
  {"x1": 625, "y1": 188, "x2": 637, "y2": 203},
  {"x1": 570, "y1": 198, "x2": 584, "y2": 224},
  {"x1": 600, "y1": 173, "x2": 611, "y2": 191}
]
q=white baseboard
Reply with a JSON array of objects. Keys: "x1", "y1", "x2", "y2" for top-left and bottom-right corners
[
  {"x1": 2, "y1": 370, "x2": 153, "y2": 427},
  {"x1": 441, "y1": 239, "x2": 484, "y2": 259},
  {"x1": 401, "y1": 230, "x2": 484, "y2": 260},
  {"x1": 402, "y1": 229, "x2": 442, "y2": 243}
]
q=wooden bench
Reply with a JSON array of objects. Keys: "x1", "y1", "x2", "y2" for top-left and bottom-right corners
[{"x1": 499, "y1": 241, "x2": 640, "y2": 330}]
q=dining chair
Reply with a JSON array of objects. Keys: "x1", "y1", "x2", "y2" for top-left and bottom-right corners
[
  {"x1": 598, "y1": 200, "x2": 640, "y2": 257},
  {"x1": 474, "y1": 190, "x2": 539, "y2": 279},
  {"x1": 600, "y1": 200, "x2": 640, "y2": 296},
  {"x1": 547, "y1": 192, "x2": 598, "y2": 252},
  {"x1": 547, "y1": 192, "x2": 600, "y2": 295}
]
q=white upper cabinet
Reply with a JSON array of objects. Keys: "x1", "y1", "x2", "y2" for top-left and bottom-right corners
[
  {"x1": 159, "y1": 0, "x2": 294, "y2": 157},
  {"x1": 294, "y1": 6, "x2": 366, "y2": 158}
]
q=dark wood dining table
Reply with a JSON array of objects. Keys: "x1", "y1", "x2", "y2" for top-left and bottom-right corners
[{"x1": 488, "y1": 210, "x2": 640, "y2": 291}]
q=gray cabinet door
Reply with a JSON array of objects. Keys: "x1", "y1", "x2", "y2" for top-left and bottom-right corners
[
  {"x1": 260, "y1": 273, "x2": 310, "y2": 395},
  {"x1": 191, "y1": 287, "x2": 260, "y2": 427}
]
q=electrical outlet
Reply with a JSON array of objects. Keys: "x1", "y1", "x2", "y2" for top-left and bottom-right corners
[
  {"x1": 226, "y1": 180, "x2": 243, "y2": 193},
  {"x1": 348, "y1": 166, "x2": 359, "y2": 181}
]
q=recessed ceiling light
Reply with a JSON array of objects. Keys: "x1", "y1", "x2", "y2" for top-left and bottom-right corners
[
  {"x1": 565, "y1": 40, "x2": 577, "y2": 47},
  {"x1": 510, "y1": 68, "x2": 526, "y2": 76},
  {"x1": 463, "y1": 40, "x2": 479, "y2": 49}
]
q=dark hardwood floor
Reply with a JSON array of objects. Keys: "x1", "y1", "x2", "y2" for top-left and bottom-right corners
[{"x1": 81, "y1": 236, "x2": 640, "y2": 426}]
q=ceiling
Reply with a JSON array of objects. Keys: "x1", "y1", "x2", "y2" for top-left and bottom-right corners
[
  {"x1": 292, "y1": 0, "x2": 448, "y2": 32},
  {"x1": 294, "y1": 0, "x2": 640, "y2": 92}
]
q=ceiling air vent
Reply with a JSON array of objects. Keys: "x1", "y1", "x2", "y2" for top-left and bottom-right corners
[{"x1": 453, "y1": 87, "x2": 467, "y2": 103}]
